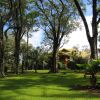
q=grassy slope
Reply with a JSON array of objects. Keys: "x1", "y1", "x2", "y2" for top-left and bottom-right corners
[{"x1": 0, "y1": 70, "x2": 100, "y2": 100}]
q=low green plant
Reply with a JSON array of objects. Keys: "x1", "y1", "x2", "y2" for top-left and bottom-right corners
[
  {"x1": 58, "y1": 61, "x2": 65, "y2": 69},
  {"x1": 85, "y1": 59, "x2": 100, "y2": 87},
  {"x1": 76, "y1": 64, "x2": 86, "y2": 70},
  {"x1": 67, "y1": 61, "x2": 78, "y2": 70}
]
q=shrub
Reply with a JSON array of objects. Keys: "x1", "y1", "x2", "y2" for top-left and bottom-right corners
[
  {"x1": 58, "y1": 62, "x2": 65, "y2": 69},
  {"x1": 67, "y1": 61, "x2": 78, "y2": 70},
  {"x1": 74, "y1": 57, "x2": 88, "y2": 64},
  {"x1": 85, "y1": 59, "x2": 100, "y2": 87},
  {"x1": 76, "y1": 64, "x2": 87, "y2": 70}
]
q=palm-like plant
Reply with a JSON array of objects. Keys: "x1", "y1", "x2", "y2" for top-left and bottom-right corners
[{"x1": 85, "y1": 60, "x2": 100, "y2": 87}]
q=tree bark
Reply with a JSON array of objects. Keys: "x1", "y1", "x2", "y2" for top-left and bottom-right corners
[
  {"x1": 91, "y1": 0, "x2": 98, "y2": 59},
  {"x1": 26, "y1": 32, "x2": 29, "y2": 70},
  {"x1": 90, "y1": 73, "x2": 97, "y2": 87},
  {"x1": 14, "y1": 33, "x2": 20, "y2": 74},
  {"x1": 0, "y1": 17, "x2": 5, "y2": 77},
  {"x1": 90, "y1": 37, "x2": 98, "y2": 59},
  {"x1": 50, "y1": 41, "x2": 59, "y2": 73},
  {"x1": 14, "y1": 0, "x2": 22, "y2": 74},
  {"x1": 21, "y1": 60, "x2": 24, "y2": 74}
]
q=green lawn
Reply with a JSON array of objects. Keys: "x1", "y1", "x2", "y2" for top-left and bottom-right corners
[{"x1": 0, "y1": 70, "x2": 100, "y2": 100}]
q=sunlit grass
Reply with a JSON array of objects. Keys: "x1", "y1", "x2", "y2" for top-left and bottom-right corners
[{"x1": 0, "y1": 70, "x2": 100, "y2": 100}]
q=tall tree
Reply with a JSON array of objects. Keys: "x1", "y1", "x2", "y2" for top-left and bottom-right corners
[
  {"x1": 34, "y1": 0, "x2": 78, "y2": 73},
  {"x1": 20, "y1": 39, "x2": 33, "y2": 73},
  {"x1": 4, "y1": 35, "x2": 15, "y2": 73},
  {"x1": 0, "y1": 0, "x2": 13, "y2": 77},
  {"x1": 73, "y1": 0, "x2": 100, "y2": 59},
  {"x1": 12, "y1": 0, "x2": 24, "y2": 74},
  {"x1": 22, "y1": 5, "x2": 39, "y2": 71},
  {"x1": 11, "y1": 0, "x2": 37, "y2": 74}
]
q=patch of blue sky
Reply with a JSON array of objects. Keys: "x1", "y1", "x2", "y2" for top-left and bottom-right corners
[
  {"x1": 84, "y1": 0, "x2": 92, "y2": 16},
  {"x1": 28, "y1": 29, "x2": 44, "y2": 47}
]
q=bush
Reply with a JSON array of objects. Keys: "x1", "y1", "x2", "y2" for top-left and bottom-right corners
[
  {"x1": 67, "y1": 61, "x2": 78, "y2": 70},
  {"x1": 76, "y1": 64, "x2": 87, "y2": 70},
  {"x1": 74, "y1": 57, "x2": 88, "y2": 64},
  {"x1": 58, "y1": 62, "x2": 65, "y2": 69},
  {"x1": 85, "y1": 59, "x2": 100, "y2": 87}
]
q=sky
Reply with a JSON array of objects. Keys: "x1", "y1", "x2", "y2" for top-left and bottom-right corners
[
  {"x1": 28, "y1": 29, "x2": 44, "y2": 47},
  {"x1": 29, "y1": 16, "x2": 92, "y2": 50},
  {"x1": 63, "y1": 16, "x2": 92, "y2": 50},
  {"x1": 27, "y1": 1, "x2": 93, "y2": 50}
]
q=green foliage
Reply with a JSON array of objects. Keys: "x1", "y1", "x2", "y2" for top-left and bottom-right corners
[
  {"x1": 67, "y1": 61, "x2": 78, "y2": 70},
  {"x1": 58, "y1": 61, "x2": 65, "y2": 69},
  {"x1": 34, "y1": 0, "x2": 79, "y2": 49},
  {"x1": 75, "y1": 57, "x2": 88, "y2": 64},
  {"x1": 83, "y1": 59, "x2": 100, "y2": 87},
  {"x1": 77, "y1": 59, "x2": 100, "y2": 73},
  {"x1": 76, "y1": 63, "x2": 87, "y2": 70},
  {"x1": 26, "y1": 47, "x2": 50, "y2": 69},
  {"x1": 4, "y1": 36, "x2": 15, "y2": 72},
  {"x1": 86, "y1": 60, "x2": 100, "y2": 74}
]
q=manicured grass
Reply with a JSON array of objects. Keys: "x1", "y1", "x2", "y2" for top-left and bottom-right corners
[{"x1": 0, "y1": 70, "x2": 100, "y2": 100}]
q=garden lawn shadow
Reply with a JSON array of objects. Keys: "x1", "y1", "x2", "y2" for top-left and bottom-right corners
[{"x1": 0, "y1": 70, "x2": 100, "y2": 100}]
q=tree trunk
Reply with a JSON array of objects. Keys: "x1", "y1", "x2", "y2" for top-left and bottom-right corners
[
  {"x1": 90, "y1": 37, "x2": 98, "y2": 59},
  {"x1": 0, "y1": 17, "x2": 5, "y2": 77},
  {"x1": 34, "y1": 62, "x2": 37, "y2": 73},
  {"x1": 90, "y1": 73, "x2": 97, "y2": 88},
  {"x1": 21, "y1": 60, "x2": 24, "y2": 74},
  {"x1": 14, "y1": 33, "x2": 20, "y2": 74},
  {"x1": 73, "y1": 0, "x2": 98, "y2": 60},
  {"x1": 50, "y1": 42, "x2": 59, "y2": 73},
  {"x1": 90, "y1": 0, "x2": 98, "y2": 59},
  {"x1": 14, "y1": 1, "x2": 22, "y2": 74},
  {"x1": 26, "y1": 32, "x2": 29, "y2": 70}
]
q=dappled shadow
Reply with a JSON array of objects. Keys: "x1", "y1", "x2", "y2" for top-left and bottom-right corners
[
  {"x1": 0, "y1": 71, "x2": 84, "y2": 90},
  {"x1": 0, "y1": 70, "x2": 100, "y2": 100}
]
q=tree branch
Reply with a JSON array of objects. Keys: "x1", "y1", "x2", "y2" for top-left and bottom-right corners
[
  {"x1": 37, "y1": 1, "x2": 55, "y2": 32},
  {"x1": 73, "y1": 0, "x2": 91, "y2": 41}
]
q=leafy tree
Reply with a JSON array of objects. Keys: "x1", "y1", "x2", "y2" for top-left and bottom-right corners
[
  {"x1": 0, "y1": 0, "x2": 39, "y2": 75},
  {"x1": 73, "y1": 0, "x2": 100, "y2": 59},
  {"x1": 31, "y1": 47, "x2": 42, "y2": 72},
  {"x1": 0, "y1": 0, "x2": 13, "y2": 77},
  {"x1": 4, "y1": 35, "x2": 15, "y2": 73},
  {"x1": 7, "y1": 0, "x2": 38, "y2": 74},
  {"x1": 20, "y1": 39, "x2": 33, "y2": 73},
  {"x1": 34, "y1": 0, "x2": 78, "y2": 73},
  {"x1": 11, "y1": 0, "x2": 26, "y2": 74}
]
